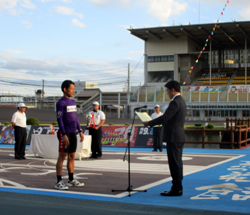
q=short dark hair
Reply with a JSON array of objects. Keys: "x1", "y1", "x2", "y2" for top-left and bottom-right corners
[
  {"x1": 61, "y1": 80, "x2": 75, "y2": 92},
  {"x1": 165, "y1": 80, "x2": 180, "y2": 92}
]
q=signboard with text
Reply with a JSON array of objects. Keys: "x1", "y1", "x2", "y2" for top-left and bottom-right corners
[
  {"x1": 228, "y1": 85, "x2": 250, "y2": 93},
  {"x1": 188, "y1": 85, "x2": 222, "y2": 93},
  {"x1": 135, "y1": 126, "x2": 154, "y2": 148},
  {"x1": 101, "y1": 126, "x2": 138, "y2": 147}
]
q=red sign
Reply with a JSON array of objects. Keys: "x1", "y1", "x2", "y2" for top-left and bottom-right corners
[{"x1": 101, "y1": 126, "x2": 138, "y2": 147}]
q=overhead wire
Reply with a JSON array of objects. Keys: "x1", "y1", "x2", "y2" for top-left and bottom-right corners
[{"x1": 130, "y1": 55, "x2": 144, "y2": 75}]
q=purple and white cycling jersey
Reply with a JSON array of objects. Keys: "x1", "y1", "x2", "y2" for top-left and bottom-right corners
[{"x1": 56, "y1": 97, "x2": 81, "y2": 134}]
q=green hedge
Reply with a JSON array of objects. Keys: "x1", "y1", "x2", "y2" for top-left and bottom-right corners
[
  {"x1": 206, "y1": 123, "x2": 214, "y2": 129},
  {"x1": 27, "y1": 117, "x2": 40, "y2": 125},
  {"x1": 4, "y1": 121, "x2": 11, "y2": 126},
  {"x1": 52, "y1": 121, "x2": 58, "y2": 126}
]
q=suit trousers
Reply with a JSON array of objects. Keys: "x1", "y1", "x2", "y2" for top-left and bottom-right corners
[
  {"x1": 166, "y1": 142, "x2": 184, "y2": 191},
  {"x1": 153, "y1": 127, "x2": 163, "y2": 151},
  {"x1": 89, "y1": 127, "x2": 102, "y2": 157},
  {"x1": 14, "y1": 126, "x2": 27, "y2": 158}
]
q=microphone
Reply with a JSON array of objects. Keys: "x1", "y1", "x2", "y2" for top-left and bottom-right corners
[{"x1": 134, "y1": 105, "x2": 147, "y2": 111}]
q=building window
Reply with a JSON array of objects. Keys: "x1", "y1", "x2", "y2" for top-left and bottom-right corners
[
  {"x1": 148, "y1": 56, "x2": 155, "y2": 62},
  {"x1": 148, "y1": 55, "x2": 174, "y2": 63},
  {"x1": 193, "y1": 110, "x2": 200, "y2": 117},
  {"x1": 186, "y1": 110, "x2": 192, "y2": 117},
  {"x1": 161, "y1": 56, "x2": 168, "y2": 62},
  {"x1": 205, "y1": 110, "x2": 237, "y2": 117},
  {"x1": 168, "y1": 55, "x2": 174, "y2": 61},
  {"x1": 243, "y1": 110, "x2": 250, "y2": 117},
  {"x1": 155, "y1": 56, "x2": 161, "y2": 62}
]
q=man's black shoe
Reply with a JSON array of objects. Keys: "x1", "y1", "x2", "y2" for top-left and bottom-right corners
[
  {"x1": 152, "y1": 150, "x2": 157, "y2": 152},
  {"x1": 21, "y1": 156, "x2": 26, "y2": 159},
  {"x1": 159, "y1": 149, "x2": 163, "y2": 152},
  {"x1": 15, "y1": 156, "x2": 21, "y2": 160},
  {"x1": 160, "y1": 190, "x2": 183, "y2": 196}
]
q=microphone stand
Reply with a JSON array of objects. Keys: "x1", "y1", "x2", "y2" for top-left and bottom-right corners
[{"x1": 112, "y1": 108, "x2": 147, "y2": 196}]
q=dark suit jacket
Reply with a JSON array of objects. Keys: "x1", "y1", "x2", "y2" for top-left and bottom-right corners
[{"x1": 148, "y1": 95, "x2": 186, "y2": 143}]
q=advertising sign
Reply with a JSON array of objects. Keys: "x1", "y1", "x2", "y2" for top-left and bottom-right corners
[
  {"x1": 0, "y1": 125, "x2": 32, "y2": 144},
  {"x1": 101, "y1": 126, "x2": 138, "y2": 147},
  {"x1": 229, "y1": 85, "x2": 250, "y2": 93},
  {"x1": 188, "y1": 85, "x2": 222, "y2": 93},
  {"x1": 135, "y1": 126, "x2": 154, "y2": 148}
]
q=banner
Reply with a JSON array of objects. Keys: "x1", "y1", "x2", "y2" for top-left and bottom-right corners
[
  {"x1": 229, "y1": 85, "x2": 250, "y2": 93},
  {"x1": 188, "y1": 85, "x2": 222, "y2": 93},
  {"x1": 0, "y1": 125, "x2": 32, "y2": 144},
  {"x1": 101, "y1": 126, "x2": 138, "y2": 147},
  {"x1": 0, "y1": 125, "x2": 87, "y2": 145},
  {"x1": 135, "y1": 126, "x2": 154, "y2": 148},
  {"x1": 0, "y1": 125, "x2": 154, "y2": 148},
  {"x1": 31, "y1": 126, "x2": 60, "y2": 135}
]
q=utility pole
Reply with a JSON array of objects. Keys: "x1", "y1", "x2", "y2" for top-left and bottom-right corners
[
  {"x1": 127, "y1": 63, "x2": 130, "y2": 105},
  {"x1": 42, "y1": 79, "x2": 45, "y2": 99}
]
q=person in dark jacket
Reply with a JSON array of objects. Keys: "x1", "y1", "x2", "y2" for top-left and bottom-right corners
[{"x1": 143, "y1": 80, "x2": 186, "y2": 196}]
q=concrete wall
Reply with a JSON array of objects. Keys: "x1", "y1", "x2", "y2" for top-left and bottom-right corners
[
  {"x1": 144, "y1": 35, "x2": 204, "y2": 85},
  {"x1": 148, "y1": 62, "x2": 174, "y2": 71},
  {"x1": 146, "y1": 35, "x2": 188, "y2": 55}
]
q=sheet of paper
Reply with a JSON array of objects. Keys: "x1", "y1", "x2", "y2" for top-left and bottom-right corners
[{"x1": 135, "y1": 111, "x2": 152, "y2": 122}]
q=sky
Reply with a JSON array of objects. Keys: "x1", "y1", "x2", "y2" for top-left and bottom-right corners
[{"x1": 0, "y1": 0, "x2": 249, "y2": 96}]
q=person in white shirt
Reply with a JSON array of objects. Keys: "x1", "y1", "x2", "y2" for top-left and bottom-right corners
[
  {"x1": 11, "y1": 103, "x2": 27, "y2": 160},
  {"x1": 151, "y1": 104, "x2": 163, "y2": 152},
  {"x1": 87, "y1": 101, "x2": 106, "y2": 158}
]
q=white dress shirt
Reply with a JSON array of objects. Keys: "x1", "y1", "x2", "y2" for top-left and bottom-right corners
[
  {"x1": 151, "y1": 111, "x2": 163, "y2": 127},
  {"x1": 11, "y1": 111, "x2": 27, "y2": 128},
  {"x1": 89, "y1": 110, "x2": 105, "y2": 125}
]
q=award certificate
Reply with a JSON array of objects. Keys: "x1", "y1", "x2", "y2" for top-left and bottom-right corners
[{"x1": 135, "y1": 111, "x2": 152, "y2": 122}]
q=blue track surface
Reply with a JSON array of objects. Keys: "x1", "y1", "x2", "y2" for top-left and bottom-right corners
[{"x1": 1, "y1": 144, "x2": 250, "y2": 214}]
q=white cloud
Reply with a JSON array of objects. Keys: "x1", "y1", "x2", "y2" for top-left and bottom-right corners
[
  {"x1": 237, "y1": 4, "x2": 250, "y2": 20},
  {"x1": 0, "y1": 54, "x2": 143, "y2": 95},
  {"x1": 6, "y1": 49, "x2": 24, "y2": 55},
  {"x1": 21, "y1": 0, "x2": 36, "y2": 9},
  {"x1": 0, "y1": 0, "x2": 36, "y2": 15},
  {"x1": 21, "y1": 20, "x2": 32, "y2": 28},
  {"x1": 71, "y1": 19, "x2": 85, "y2": 27},
  {"x1": 39, "y1": 0, "x2": 72, "y2": 2},
  {"x1": 199, "y1": 0, "x2": 250, "y2": 21},
  {"x1": 89, "y1": 0, "x2": 188, "y2": 22},
  {"x1": 129, "y1": 50, "x2": 144, "y2": 55},
  {"x1": 87, "y1": 0, "x2": 131, "y2": 8},
  {"x1": 54, "y1": 6, "x2": 84, "y2": 19},
  {"x1": 142, "y1": 0, "x2": 188, "y2": 22}
]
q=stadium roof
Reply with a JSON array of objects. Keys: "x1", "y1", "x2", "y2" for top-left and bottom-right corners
[{"x1": 129, "y1": 21, "x2": 250, "y2": 49}]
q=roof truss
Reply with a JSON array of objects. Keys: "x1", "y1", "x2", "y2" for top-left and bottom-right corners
[
  {"x1": 180, "y1": 28, "x2": 203, "y2": 46},
  {"x1": 162, "y1": 29, "x2": 178, "y2": 39},
  {"x1": 130, "y1": 31, "x2": 147, "y2": 41},
  {"x1": 217, "y1": 25, "x2": 237, "y2": 44},
  {"x1": 146, "y1": 30, "x2": 162, "y2": 40},
  {"x1": 236, "y1": 24, "x2": 250, "y2": 41}
]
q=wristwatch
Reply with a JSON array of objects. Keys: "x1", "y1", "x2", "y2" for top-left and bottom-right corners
[{"x1": 78, "y1": 129, "x2": 83, "y2": 133}]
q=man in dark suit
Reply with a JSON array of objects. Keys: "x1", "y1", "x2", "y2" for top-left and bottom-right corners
[{"x1": 143, "y1": 80, "x2": 186, "y2": 196}]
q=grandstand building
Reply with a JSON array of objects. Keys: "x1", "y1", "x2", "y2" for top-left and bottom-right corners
[{"x1": 129, "y1": 21, "x2": 250, "y2": 121}]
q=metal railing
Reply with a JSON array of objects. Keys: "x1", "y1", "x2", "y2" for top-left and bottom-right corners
[
  {"x1": 185, "y1": 118, "x2": 250, "y2": 149},
  {"x1": 130, "y1": 85, "x2": 250, "y2": 103}
]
